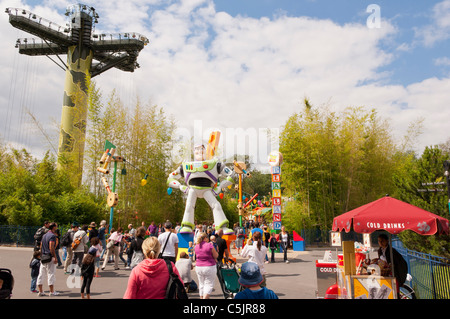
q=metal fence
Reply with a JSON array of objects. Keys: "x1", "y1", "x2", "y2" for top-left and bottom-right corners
[
  {"x1": 393, "y1": 239, "x2": 450, "y2": 299},
  {"x1": 0, "y1": 225, "x2": 69, "y2": 247}
]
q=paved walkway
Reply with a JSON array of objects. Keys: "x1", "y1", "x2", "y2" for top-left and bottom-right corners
[{"x1": 0, "y1": 245, "x2": 328, "y2": 299}]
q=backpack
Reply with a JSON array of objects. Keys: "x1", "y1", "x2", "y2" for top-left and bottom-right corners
[
  {"x1": 34, "y1": 227, "x2": 48, "y2": 242},
  {"x1": 61, "y1": 231, "x2": 73, "y2": 247},
  {"x1": 164, "y1": 260, "x2": 188, "y2": 299}
]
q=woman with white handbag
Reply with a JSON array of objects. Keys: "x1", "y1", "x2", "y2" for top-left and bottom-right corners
[{"x1": 101, "y1": 227, "x2": 125, "y2": 270}]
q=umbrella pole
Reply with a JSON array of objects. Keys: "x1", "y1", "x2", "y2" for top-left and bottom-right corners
[{"x1": 388, "y1": 233, "x2": 396, "y2": 290}]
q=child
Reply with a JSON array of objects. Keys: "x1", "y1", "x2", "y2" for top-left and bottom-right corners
[
  {"x1": 175, "y1": 252, "x2": 194, "y2": 292},
  {"x1": 268, "y1": 232, "x2": 278, "y2": 263},
  {"x1": 90, "y1": 237, "x2": 103, "y2": 277},
  {"x1": 188, "y1": 241, "x2": 194, "y2": 262},
  {"x1": 29, "y1": 250, "x2": 41, "y2": 293},
  {"x1": 80, "y1": 247, "x2": 97, "y2": 299},
  {"x1": 234, "y1": 262, "x2": 278, "y2": 299},
  {"x1": 210, "y1": 235, "x2": 218, "y2": 252}
]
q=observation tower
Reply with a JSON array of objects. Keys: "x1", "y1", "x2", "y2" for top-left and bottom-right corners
[{"x1": 6, "y1": 4, "x2": 149, "y2": 184}]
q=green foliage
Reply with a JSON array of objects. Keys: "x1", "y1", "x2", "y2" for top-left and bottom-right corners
[
  {"x1": 0, "y1": 149, "x2": 105, "y2": 226},
  {"x1": 280, "y1": 100, "x2": 403, "y2": 235},
  {"x1": 392, "y1": 146, "x2": 450, "y2": 257},
  {"x1": 84, "y1": 83, "x2": 185, "y2": 228}
]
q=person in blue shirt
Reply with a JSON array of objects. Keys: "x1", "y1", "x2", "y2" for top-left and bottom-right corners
[{"x1": 234, "y1": 262, "x2": 278, "y2": 299}]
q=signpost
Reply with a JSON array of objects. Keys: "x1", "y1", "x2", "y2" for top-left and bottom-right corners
[{"x1": 268, "y1": 151, "x2": 283, "y2": 231}]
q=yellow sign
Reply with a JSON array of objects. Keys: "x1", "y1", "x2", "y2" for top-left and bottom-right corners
[{"x1": 352, "y1": 276, "x2": 397, "y2": 299}]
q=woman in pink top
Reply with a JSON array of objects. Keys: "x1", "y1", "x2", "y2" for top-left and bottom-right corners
[
  {"x1": 123, "y1": 236, "x2": 183, "y2": 299},
  {"x1": 194, "y1": 232, "x2": 218, "y2": 299}
]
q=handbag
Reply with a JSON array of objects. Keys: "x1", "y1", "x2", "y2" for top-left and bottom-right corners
[
  {"x1": 106, "y1": 240, "x2": 115, "y2": 250},
  {"x1": 158, "y1": 232, "x2": 171, "y2": 259}
]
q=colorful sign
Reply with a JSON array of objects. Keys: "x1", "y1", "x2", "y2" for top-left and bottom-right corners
[
  {"x1": 272, "y1": 189, "x2": 281, "y2": 198},
  {"x1": 273, "y1": 213, "x2": 281, "y2": 222},
  {"x1": 269, "y1": 153, "x2": 283, "y2": 230},
  {"x1": 273, "y1": 205, "x2": 282, "y2": 214},
  {"x1": 271, "y1": 166, "x2": 281, "y2": 174}
]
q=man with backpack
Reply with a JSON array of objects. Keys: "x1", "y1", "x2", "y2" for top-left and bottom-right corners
[
  {"x1": 33, "y1": 221, "x2": 49, "y2": 251},
  {"x1": 62, "y1": 223, "x2": 78, "y2": 274}
]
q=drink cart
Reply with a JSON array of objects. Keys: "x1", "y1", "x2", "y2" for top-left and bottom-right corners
[
  {"x1": 329, "y1": 195, "x2": 449, "y2": 300},
  {"x1": 315, "y1": 250, "x2": 338, "y2": 298},
  {"x1": 334, "y1": 239, "x2": 398, "y2": 299}
]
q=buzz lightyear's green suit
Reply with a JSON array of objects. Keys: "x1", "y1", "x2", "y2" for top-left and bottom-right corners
[{"x1": 167, "y1": 145, "x2": 234, "y2": 234}]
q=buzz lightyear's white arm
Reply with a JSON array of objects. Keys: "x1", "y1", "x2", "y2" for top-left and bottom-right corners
[
  {"x1": 167, "y1": 165, "x2": 189, "y2": 194},
  {"x1": 212, "y1": 163, "x2": 235, "y2": 195}
]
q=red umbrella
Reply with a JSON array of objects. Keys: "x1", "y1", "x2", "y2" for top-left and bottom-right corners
[{"x1": 332, "y1": 195, "x2": 449, "y2": 235}]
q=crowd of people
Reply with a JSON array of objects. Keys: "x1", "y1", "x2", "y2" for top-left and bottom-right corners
[{"x1": 30, "y1": 218, "x2": 289, "y2": 299}]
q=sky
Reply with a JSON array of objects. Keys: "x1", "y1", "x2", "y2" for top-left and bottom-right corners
[{"x1": 1, "y1": 0, "x2": 450, "y2": 166}]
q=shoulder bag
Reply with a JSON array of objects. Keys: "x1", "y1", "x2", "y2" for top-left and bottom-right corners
[
  {"x1": 71, "y1": 232, "x2": 86, "y2": 250},
  {"x1": 158, "y1": 232, "x2": 171, "y2": 259}
]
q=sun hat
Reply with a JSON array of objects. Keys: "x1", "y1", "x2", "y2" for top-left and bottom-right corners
[{"x1": 238, "y1": 262, "x2": 264, "y2": 287}]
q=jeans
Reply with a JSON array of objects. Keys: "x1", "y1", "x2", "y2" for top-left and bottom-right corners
[
  {"x1": 281, "y1": 242, "x2": 288, "y2": 261},
  {"x1": 31, "y1": 276, "x2": 37, "y2": 291},
  {"x1": 100, "y1": 238, "x2": 106, "y2": 258}
]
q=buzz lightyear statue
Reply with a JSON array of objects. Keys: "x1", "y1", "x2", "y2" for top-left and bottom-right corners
[{"x1": 167, "y1": 144, "x2": 235, "y2": 234}]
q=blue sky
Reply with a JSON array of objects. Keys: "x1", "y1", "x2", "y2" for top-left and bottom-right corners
[
  {"x1": 213, "y1": 0, "x2": 450, "y2": 85},
  {"x1": 1, "y1": 0, "x2": 450, "y2": 162}
]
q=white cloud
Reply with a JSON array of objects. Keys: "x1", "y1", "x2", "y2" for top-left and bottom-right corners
[
  {"x1": 0, "y1": 0, "x2": 449, "y2": 161},
  {"x1": 415, "y1": 0, "x2": 450, "y2": 46}
]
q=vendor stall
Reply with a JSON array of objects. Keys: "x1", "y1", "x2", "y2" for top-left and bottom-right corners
[{"x1": 329, "y1": 195, "x2": 449, "y2": 299}]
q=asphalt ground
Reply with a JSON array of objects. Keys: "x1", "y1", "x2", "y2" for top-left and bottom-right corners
[
  {"x1": 0, "y1": 245, "x2": 437, "y2": 317},
  {"x1": 0, "y1": 244, "x2": 324, "y2": 300}
]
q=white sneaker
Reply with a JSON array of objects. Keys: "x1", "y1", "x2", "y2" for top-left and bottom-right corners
[
  {"x1": 285, "y1": 260, "x2": 290, "y2": 263},
  {"x1": 38, "y1": 292, "x2": 46, "y2": 297},
  {"x1": 49, "y1": 291, "x2": 60, "y2": 296}
]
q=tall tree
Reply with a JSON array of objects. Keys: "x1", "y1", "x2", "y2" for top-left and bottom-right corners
[
  {"x1": 280, "y1": 100, "x2": 401, "y2": 234},
  {"x1": 392, "y1": 146, "x2": 450, "y2": 257}
]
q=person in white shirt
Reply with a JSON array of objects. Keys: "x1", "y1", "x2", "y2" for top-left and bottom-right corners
[
  {"x1": 71, "y1": 225, "x2": 89, "y2": 275},
  {"x1": 240, "y1": 231, "x2": 268, "y2": 286},
  {"x1": 158, "y1": 221, "x2": 179, "y2": 263}
]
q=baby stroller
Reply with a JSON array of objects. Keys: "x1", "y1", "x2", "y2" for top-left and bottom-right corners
[
  {"x1": 216, "y1": 260, "x2": 243, "y2": 299},
  {"x1": 0, "y1": 269, "x2": 14, "y2": 299}
]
